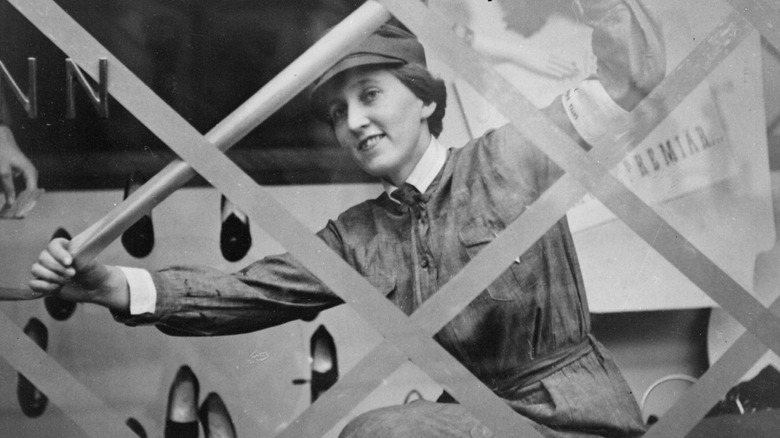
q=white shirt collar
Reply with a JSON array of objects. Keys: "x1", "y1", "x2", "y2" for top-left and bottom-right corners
[{"x1": 383, "y1": 137, "x2": 450, "y2": 199}]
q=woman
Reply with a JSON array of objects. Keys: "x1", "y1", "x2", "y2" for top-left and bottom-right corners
[{"x1": 31, "y1": 0, "x2": 665, "y2": 436}]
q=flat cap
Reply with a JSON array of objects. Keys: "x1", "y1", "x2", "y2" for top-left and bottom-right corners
[{"x1": 310, "y1": 24, "x2": 426, "y2": 119}]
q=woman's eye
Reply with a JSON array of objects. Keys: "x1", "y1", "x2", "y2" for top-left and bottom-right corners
[
  {"x1": 329, "y1": 106, "x2": 347, "y2": 122},
  {"x1": 362, "y1": 88, "x2": 379, "y2": 102}
]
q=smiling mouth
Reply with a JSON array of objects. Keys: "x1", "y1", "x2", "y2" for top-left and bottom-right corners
[{"x1": 358, "y1": 134, "x2": 385, "y2": 151}]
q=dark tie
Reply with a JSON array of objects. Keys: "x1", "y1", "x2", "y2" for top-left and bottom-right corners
[{"x1": 391, "y1": 183, "x2": 424, "y2": 208}]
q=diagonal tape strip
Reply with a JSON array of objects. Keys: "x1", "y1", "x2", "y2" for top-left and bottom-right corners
[
  {"x1": 277, "y1": 11, "x2": 755, "y2": 436},
  {"x1": 726, "y1": 0, "x2": 780, "y2": 52},
  {"x1": 645, "y1": 296, "x2": 780, "y2": 437},
  {"x1": 8, "y1": 0, "x2": 542, "y2": 436},
  {"x1": 0, "y1": 310, "x2": 138, "y2": 438},
  {"x1": 377, "y1": 0, "x2": 780, "y2": 366}
]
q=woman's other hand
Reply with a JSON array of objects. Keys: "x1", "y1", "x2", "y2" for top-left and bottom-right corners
[{"x1": 0, "y1": 124, "x2": 38, "y2": 206}]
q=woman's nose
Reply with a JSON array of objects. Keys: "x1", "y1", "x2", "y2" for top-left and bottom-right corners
[{"x1": 346, "y1": 105, "x2": 370, "y2": 132}]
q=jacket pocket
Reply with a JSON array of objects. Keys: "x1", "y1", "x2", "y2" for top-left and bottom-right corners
[{"x1": 459, "y1": 220, "x2": 539, "y2": 301}]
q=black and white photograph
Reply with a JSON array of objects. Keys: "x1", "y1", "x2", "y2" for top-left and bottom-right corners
[{"x1": 1, "y1": 0, "x2": 779, "y2": 436}]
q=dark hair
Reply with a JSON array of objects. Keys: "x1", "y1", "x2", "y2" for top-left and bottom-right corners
[{"x1": 388, "y1": 63, "x2": 447, "y2": 138}]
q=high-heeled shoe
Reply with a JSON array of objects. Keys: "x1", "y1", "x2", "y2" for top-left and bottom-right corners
[
  {"x1": 43, "y1": 228, "x2": 78, "y2": 321},
  {"x1": 121, "y1": 170, "x2": 155, "y2": 258},
  {"x1": 310, "y1": 325, "x2": 338, "y2": 403},
  {"x1": 220, "y1": 195, "x2": 251, "y2": 262},
  {"x1": 164, "y1": 365, "x2": 200, "y2": 438},
  {"x1": 17, "y1": 318, "x2": 48, "y2": 418},
  {"x1": 199, "y1": 392, "x2": 237, "y2": 438}
]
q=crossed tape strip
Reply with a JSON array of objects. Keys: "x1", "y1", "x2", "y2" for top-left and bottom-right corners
[
  {"x1": 408, "y1": 4, "x2": 769, "y2": 337},
  {"x1": 381, "y1": 0, "x2": 780, "y2": 374},
  {"x1": 280, "y1": 9, "x2": 759, "y2": 437},
  {"x1": 383, "y1": 3, "x2": 780, "y2": 438},
  {"x1": 644, "y1": 3, "x2": 780, "y2": 436},
  {"x1": 0, "y1": 311, "x2": 139, "y2": 437},
  {"x1": 646, "y1": 298, "x2": 780, "y2": 437},
  {"x1": 4, "y1": 0, "x2": 539, "y2": 436},
  {"x1": 2, "y1": 2, "x2": 394, "y2": 437}
]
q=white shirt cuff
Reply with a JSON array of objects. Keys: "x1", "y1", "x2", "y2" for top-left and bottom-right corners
[
  {"x1": 117, "y1": 266, "x2": 157, "y2": 315},
  {"x1": 562, "y1": 79, "x2": 630, "y2": 148}
]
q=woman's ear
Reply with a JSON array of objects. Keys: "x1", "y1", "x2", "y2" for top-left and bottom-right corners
[{"x1": 420, "y1": 100, "x2": 437, "y2": 120}]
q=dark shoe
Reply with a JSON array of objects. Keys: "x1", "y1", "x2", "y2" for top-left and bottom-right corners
[
  {"x1": 164, "y1": 419, "x2": 199, "y2": 438},
  {"x1": 121, "y1": 171, "x2": 155, "y2": 258},
  {"x1": 43, "y1": 228, "x2": 78, "y2": 321},
  {"x1": 17, "y1": 318, "x2": 48, "y2": 418},
  {"x1": 126, "y1": 417, "x2": 148, "y2": 438},
  {"x1": 165, "y1": 365, "x2": 200, "y2": 438},
  {"x1": 166, "y1": 365, "x2": 200, "y2": 425},
  {"x1": 220, "y1": 195, "x2": 251, "y2": 262},
  {"x1": 199, "y1": 392, "x2": 237, "y2": 438},
  {"x1": 310, "y1": 325, "x2": 338, "y2": 403}
]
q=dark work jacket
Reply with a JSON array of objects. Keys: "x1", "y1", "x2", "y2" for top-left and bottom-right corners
[
  {"x1": 116, "y1": 125, "x2": 649, "y2": 435},
  {"x1": 120, "y1": 124, "x2": 588, "y2": 384}
]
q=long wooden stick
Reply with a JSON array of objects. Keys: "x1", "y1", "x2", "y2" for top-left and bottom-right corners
[
  {"x1": 4, "y1": 1, "x2": 390, "y2": 301},
  {"x1": 69, "y1": 1, "x2": 390, "y2": 263}
]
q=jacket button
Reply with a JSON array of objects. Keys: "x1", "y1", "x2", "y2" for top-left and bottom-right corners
[{"x1": 420, "y1": 258, "x2": 429, "y2": 268}]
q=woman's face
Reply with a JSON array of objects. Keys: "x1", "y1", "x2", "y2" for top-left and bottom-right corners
[{"x1": 324, "y1": 67, "x2": 436, "y2": 186}]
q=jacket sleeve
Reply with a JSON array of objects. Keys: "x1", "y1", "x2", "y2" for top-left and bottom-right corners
[
  {"x1": 113, "y1": 222, "x2": 346, "y2": 337},
  {"x1": 582, "y1": 0, "x2": 666, "y2": 110}
]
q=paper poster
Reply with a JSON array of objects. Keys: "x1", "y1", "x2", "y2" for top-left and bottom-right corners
[{"x1": 568, "y1": 82, "x2": 736, "y2": 231}]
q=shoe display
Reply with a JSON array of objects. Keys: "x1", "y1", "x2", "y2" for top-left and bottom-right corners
[
  {"x1": 43, "y1": 228, "x2": 78, "y2": 321},
  {"x1": 220, "y1": 195, "x2": 251, "y2": 262},
  {"x1": 17, "y1": 318, "x2": 49, "y2": 418},
  {"x1": 199, "y1": 392, "x2": 237, "y2": 438},
  {"x1": 165, "y1": 365, "x2": 200, "y2": 438},
  {"x1": 121, "y1": 170, "x2": 155, "y2": 258}
]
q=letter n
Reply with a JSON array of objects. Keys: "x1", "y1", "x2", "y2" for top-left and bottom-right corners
[
  {"x1": 0, "y1": 58, "x2": 37, "y2": 119},
  {"x1": 66, "y1": 58, "x2": 108, "y2": 118}
]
